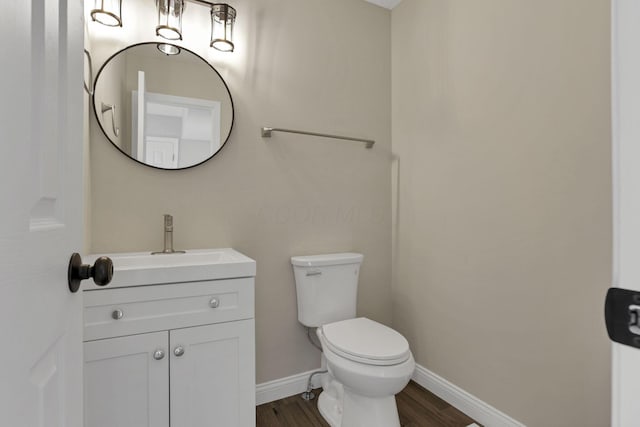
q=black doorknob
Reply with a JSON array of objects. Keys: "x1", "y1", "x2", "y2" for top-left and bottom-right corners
[{"x1": 68, "y1": 253, "x2": 114, "y2": 293}]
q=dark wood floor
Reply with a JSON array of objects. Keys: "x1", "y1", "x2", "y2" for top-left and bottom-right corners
[{"x1": 256, "y1": 380, "x2": 479, "y2": 427}]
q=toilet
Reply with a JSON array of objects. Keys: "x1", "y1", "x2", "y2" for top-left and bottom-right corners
[{"x1": 291, "y1": 253, "x2": 415, "y2": 427}]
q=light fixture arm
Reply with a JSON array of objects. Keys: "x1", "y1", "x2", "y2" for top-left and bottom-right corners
[{"x1": 184, "y1": 0, "x2": 222, "y2": 7}]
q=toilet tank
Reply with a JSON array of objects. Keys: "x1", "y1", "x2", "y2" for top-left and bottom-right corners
[{"x1": 291, "y1": 253, "x2": 364, "y2": 328}]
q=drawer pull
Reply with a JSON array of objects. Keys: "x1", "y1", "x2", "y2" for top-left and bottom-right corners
[
  {"x1": 209, "y1": 297, "x2": 220, "y2": 309},
  {"x1": 174, "y1": 346, "x2": 185, "y2": 357},
  {"x1": 153, "y1": 349, "x2": 165, "y2": 360},
  {"x1": 112, "y1": 309, "x2": 124, "y2": 320}
]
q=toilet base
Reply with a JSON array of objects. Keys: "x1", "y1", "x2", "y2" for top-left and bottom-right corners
[
  {"x1": 317, "y1": 387, "x2": 401, "y2": 427},
  {"x1": 318, "y1": 390, "x2": 341, "y2": 427}
]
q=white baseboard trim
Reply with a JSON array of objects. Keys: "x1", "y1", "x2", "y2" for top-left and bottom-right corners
[
  {"x1": 256, "y1": 369, "x2": 322, "y2": 406},
  {"x1": 257, "y1": 364, "x2": 524, "y2": 427},
  {"x1": 412, "y1": 364, "x2": 525, "y2": 427}
]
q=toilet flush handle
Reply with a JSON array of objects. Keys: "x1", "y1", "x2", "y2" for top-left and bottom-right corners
[{"x1": 306, "y1": 270, "x2": 322, "y2": 277}]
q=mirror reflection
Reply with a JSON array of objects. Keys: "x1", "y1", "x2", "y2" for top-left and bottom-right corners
[{"x1": 93, "y1": 43, "x2": 234, "y2": 170}]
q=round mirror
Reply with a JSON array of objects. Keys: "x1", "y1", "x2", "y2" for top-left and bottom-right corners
[{"x1": 93, "y1": 42, "x2": 234, "y2": 170}]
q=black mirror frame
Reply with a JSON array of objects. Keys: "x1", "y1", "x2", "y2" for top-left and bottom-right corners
[{"x1": 91, "y1": 42, "x2": 235, "y2": 171}]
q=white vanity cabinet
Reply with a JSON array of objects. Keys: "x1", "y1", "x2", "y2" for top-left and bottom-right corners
[
  {"x1": 82, "y1": 250, "x2": 256, "y2": 427},
  {"x1": 170, "y1": 320, "x2": 255, "y2": 427},
  {"x1": 84, "y1": 332, "x2": 170, "y2": 427}
]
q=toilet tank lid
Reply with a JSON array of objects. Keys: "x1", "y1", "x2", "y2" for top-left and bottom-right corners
[{"x1": 291, "y1": 252, "x2": 363, "y2": 267}]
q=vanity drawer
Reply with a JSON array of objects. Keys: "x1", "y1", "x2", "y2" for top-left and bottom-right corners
[{"x1": 83, "y1": 278, "x2": 254, "y2": 341}]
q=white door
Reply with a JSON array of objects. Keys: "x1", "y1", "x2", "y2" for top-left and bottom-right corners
[
  {"x1": 611, "y1": 0, "x2": 640, "y2": 425},
  {"x1": 133, "y1": 70, "x2": 146, "y2": 160},
  {"x1": 145, "y1": 136, "x2": 179, "y2": 168},
  {"x1": 84, "y1": 332, "x2": 170, "y2": 427},
  {"x1": 0, "y1": 0, "x2": 85, "y2": 426},
  {"x1": 170, "y1": 320, "x2": 256, "y2": 427}
]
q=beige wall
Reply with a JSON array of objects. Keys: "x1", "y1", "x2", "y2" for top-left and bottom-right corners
[
  {"x1": 391, "y1": 1, "x2": 611, "y2": 426},
  {"x1": 87, "y1": 0, "x2": 391, "y2": 383},
  {"x1": 93, "y1": 51, "x2": 125, "y2": 149},
  {"x1": 88, "y1": 0, "x2": 613, "y2": 422}
]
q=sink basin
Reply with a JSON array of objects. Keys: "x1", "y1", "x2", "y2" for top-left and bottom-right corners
[
  {"x1": 113, "y1": 249, "x2": 244, "y2": 269},
  {"x1": 84, "y1": 248, "x2": 256, "y2": 290}
]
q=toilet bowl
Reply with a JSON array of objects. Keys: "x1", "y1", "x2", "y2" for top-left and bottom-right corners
[
  {"x1": 316, "y1": 317, "x2": 415, "y2": 427},
  {"x1": 291, "y1": 253, "x2": 415, "y2": 427}
]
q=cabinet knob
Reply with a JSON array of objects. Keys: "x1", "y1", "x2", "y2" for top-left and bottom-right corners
[
  {"x1": 153, "y1": 349, "x2": 165, "y2": 360},
  {"x1": 174, "y1": 346, "x2": 185, "y2": 357},
  {"x1": 112, "y1": 309, "x2": 124, "y2": 320},
  {"x1": 209, "y1": 297, "x2": 220, "y2": 309}
]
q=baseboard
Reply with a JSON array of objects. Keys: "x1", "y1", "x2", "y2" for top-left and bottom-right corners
[
  {"x1": 257, "y1": 364, "x2": 525, "y2": 426},
  {"x1": 412, "y1": 364, "x2": 525, "y2": 427},
  {"x1": 256, "y1": 369, "x2": 322, "y2": 406}
]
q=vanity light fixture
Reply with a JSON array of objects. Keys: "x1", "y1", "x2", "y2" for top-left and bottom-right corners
[
  {"x1": 156, "y1": 0, "x2": 185, "y2": 41},
  {"x1": 90, "y1": 0, "x2": 236, "y2": 53},
  {"x1": 91, "y1": 0, "x2": 122, "y2": 27},
  {"x1": 210, "y1": 3, "x2": 236, "y2": 52}
]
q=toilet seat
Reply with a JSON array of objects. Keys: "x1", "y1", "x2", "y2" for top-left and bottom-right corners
[{"x1": 321, "y1": 317, "x2": 410, "y2": 366}]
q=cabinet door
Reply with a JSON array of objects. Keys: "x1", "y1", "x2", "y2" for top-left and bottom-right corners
[
  {"x1": 84, "y1": 332, "x2": 169, "y2": 427},
  {"x1": 170, "y1": 320, "x2": 255, "y2": 427}
]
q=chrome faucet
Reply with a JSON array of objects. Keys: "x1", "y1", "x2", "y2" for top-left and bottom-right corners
[{"x1": 151, "y1": 214, "x2": 185, "y2": 255}]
